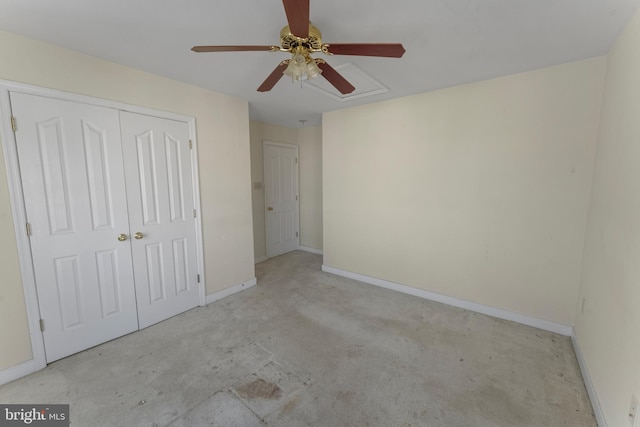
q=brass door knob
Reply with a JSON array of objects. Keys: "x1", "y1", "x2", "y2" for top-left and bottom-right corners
[
  {"x1": 267, "y1": 207, "x2": 274, "y2": 211},
  {"x1": 117, "y1": 234, "x2": 128, "y2": 242},
  {"x1": 134, "y1": 232, "x2": 144, "y2": 240}
]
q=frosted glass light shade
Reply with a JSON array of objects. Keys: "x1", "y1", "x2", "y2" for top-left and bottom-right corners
[
  {"x1": 306, "y1": 60, "x2": 323, "y2": 80},
  {"x1": 283, "y1": 52, "x2": 323, "y2": 82}
]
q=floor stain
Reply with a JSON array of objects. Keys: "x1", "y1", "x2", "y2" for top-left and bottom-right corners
[
  {"x1": 235, "y1": 378, "x2": 283, "y2": 400},
  {"x1": 336, "y1": 390, "x2": 356, "y2": 405},
  {"x1": 279, "y1": 394, "x2": 301, "y2": 415}
]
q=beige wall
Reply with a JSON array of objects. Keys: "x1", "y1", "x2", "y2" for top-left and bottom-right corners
[
  {"x1": 249, "y1": 121, "x2": 322, "y2": 261},
  {"x1": 0, "y1": 30, "x2": 255, "y2": 371},
  {"x1": 323, "y1": 57, "x2": 606, "y2": 326},
  {"x1": 299, "y1": 126, "x2": 323, "y2": 250},
  {"x1": 574, "y1": 10, "x2": 640, "y2": 427},
  {"x1": 0, "y1": 142, "x2": 32, "y2": 373}
]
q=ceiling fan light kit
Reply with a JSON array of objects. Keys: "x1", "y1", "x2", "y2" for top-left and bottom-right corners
[
  {"x1": 282, "y1": 45, "x2": 323, "y2": 82},
  {"x1": 191, "y1": 0, "x2": 405, "y2": 94}
]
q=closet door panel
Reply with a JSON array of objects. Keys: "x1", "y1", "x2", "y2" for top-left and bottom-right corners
[
  {"x1": 120, "y1": 112, "x2": 200, "y2": 328},
  {"x1": 11, "y1": 92, "x2": 138, "y2": 362}
]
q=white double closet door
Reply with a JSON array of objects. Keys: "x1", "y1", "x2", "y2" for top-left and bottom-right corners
[{"x1": 12, "y1": 92, "x2": 200, "y2": 362}]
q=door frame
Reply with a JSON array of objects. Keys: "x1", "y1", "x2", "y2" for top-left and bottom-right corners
[
  {"x1": 0, "y1": 80, "x2": 206, "y2": 380},
  {"x1": 263, "y1": 140, "x2": 300, "y2": 258}
]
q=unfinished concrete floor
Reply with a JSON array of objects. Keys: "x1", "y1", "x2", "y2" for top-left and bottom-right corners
[{"x1": 0, "y1": 251, "x2": 595, "y2": 426}]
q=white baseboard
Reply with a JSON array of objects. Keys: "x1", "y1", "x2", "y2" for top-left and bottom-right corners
[
  {"x1": 321, "y1": 265, "x2": 573, "y2": 336},
  {"x1": 255, "y1": 256, "x2": 268, "y2": 264},
  {"x1": 205, "y1": 277, "x2": 257, "y2": 305},
  {"x1": 298, "y1": 246, "x2": 323, "y2": 255},
  {"x1": 0, "y1": 358, "x2": 40, "y2": 386},
  {"x1": 571, "y1": 333, "x2": 607, "y2": 426}
]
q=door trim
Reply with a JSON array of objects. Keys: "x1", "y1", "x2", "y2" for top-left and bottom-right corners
[
  {"x1": 263, "y1": 140, "x2": 300, "y2": 258},
  {"x1": 0, "y1": 80, "x2": 206, "y2": 378}
]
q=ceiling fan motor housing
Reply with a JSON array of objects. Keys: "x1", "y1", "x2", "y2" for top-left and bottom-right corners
[{"x1": 280, "y1": 23, "x2": 323, "y2": 51}]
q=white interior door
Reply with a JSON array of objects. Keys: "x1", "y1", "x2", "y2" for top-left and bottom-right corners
[
  {"x1": 264, "y1": 142, "x2": 299, "y2": 258},
  {"x1": 120, "y1": 112, "x2": 200, "y2": 329},
  {"x1": 11, "y1": 92, "x2": 138, "y2": 362}
]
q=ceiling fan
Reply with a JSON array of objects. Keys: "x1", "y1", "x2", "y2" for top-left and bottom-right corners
[{"x1": 191, "y1": 0, "x2": 406, "y2": 95}]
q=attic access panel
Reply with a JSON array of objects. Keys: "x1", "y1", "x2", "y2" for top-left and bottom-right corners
[{"x1": 303, "y1": 63, "x2": 388, "y2": 101}]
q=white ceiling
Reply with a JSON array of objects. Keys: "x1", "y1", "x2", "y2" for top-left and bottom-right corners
[{"x1": 0, "y1": 0, "x2": 638, "y2": 128}]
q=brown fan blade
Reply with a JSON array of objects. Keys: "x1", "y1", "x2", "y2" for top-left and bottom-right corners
[
  {"x1": 282, "y1": 0, "x2": 309, "y2": 38},
  {"x1": 191, "y1": 45, "x2": 277, "y2": 53},
  {"x1": 257, "y1": 62, "x2": 289, "y2": 92},
  {"x1": 317, "y1": 61, "x2": 355, "y2": 95},
  {"x1": 323, "y1": 43, "x2": 406, "y2": 58}
]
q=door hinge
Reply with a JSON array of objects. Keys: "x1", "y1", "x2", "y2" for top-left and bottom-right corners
[
  {"x1": 39, "y1": 319, "x2": 45, "y2": 332},
  {"x1": 197, "y1": 274, "x2": 201, "y2": 283},
  {"x1": 296, "y1": 231, "x2": 299, "y2": 237},
  {"x1": 10, "y1": 116, "x2": 17, "y2": 132},
  {"x1": 193, "y1": 209, "x2": 197, "y2": 218},
  {"x1": 295, "y1": 157, "x2": 298, "y2": 164},
  {"x1": 26, "y1": 222, "x2": 32, "y2": 237},
  {"x1": 296, "y1": 195, "x2": 298, "y2": 201},
  {"x1": 189, "y1": 139, "x2": 193, "y2": 150}
]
